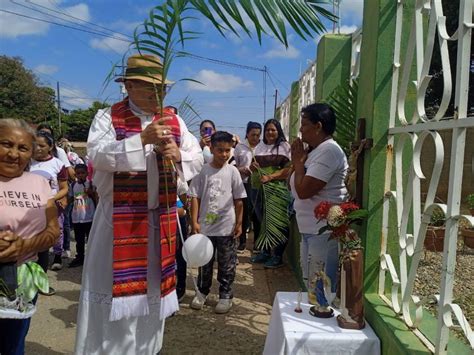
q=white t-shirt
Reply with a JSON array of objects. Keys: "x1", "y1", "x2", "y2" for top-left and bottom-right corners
[
  {"x1": 30, "y1": 157, "x2": 68, "y2": 197},
  {"x1": 290, "y1": 139, "x2": 348, "y2": 234},
  {"x1": 56, "y1": 146, "x2": 72, "y2": 168},
  {"x1": 189, "y1": 163, "x2": 247, "y2": 236},
  {"x1": 233, "y1": 141, "x2": 255, "y2": 183},
  {"x1": 70, "y1": 181, "x2": 96, "y2": 223}
]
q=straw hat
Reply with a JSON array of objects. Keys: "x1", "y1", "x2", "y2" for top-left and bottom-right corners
[{"x1": 115, "y1": 54, "x2": 173, "y2": 84}]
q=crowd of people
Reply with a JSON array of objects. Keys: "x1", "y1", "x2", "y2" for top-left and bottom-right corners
[{"x1": 0, "y1": 54, "x2": 349, "y2": 355}]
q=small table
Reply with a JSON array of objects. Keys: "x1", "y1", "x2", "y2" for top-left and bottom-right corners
[{"x1": 263, "y1": 292, "x2": 380, "y2": 355}]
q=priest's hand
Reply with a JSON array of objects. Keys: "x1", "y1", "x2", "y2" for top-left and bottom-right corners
[
  {"x1": 155, "y1": 139, "x2": 182, "y2": 163},
  {"x1": 140, "y1": 117, "x2": 173, "y2": 146}
]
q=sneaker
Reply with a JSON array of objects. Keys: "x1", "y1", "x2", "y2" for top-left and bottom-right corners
[
  {"x1": 39, "y1": 286, "x2": 56, "y2": 296},
  {"x1": 250, "y1": 252, "x2": 270, "y2": 264},
  {"x1": 61, "y1": 250, "x2": 71, "y2": 259},
  {"x1": 190, "y1": 293, "x2": 207, "y2": 310},
  {"x1": 68, "y1": 257, "x2": 84, "y2": 268},
  {"x1": 264, "y1": 256, "x2": 284, "y2": 269},
  {"x1": 215, "y1": 298, "x2": 232, "y2": 314},
  {"x1": 51, "y1": 255, "x2": 63, "y2": 271},
  {"x1": 236, "y1": 244, "x2": 246, "y2": 254},
  {"x1": 0, "y1": 296, "x2": 36, "y2": 319}
]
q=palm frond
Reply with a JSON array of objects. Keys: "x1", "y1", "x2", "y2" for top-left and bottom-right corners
[
  {"x1": 324, "y1": 79, "x2": 359, "y2": 155},
  {"x1": 253, "y1": 167, "x2": 291, "y2": 250},
  {"x1": 176, "y1": 96, "x2": 204, "y2": 134},
  {"x1": 189, "y1": 0, "x2": 336, "y2": 46}
]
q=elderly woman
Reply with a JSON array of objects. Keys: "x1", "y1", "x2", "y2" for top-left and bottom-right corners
[
  {"x1": 290, "y1": 103, "x2": 348, "y2": 306},
  {"x1": 0, "y1": 118, "x2": 59, "y2": 354}
]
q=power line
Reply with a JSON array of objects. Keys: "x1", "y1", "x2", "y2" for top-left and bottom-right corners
[
  {"x1": 0, "y1": 8, "x2": 129, "y2": 41},
  {"x1": 44, "y1": 0, "x2": 124, "y2": 57},
  {"x1": 183, "y1": 53, "x2": 264, "y2": 72},
  {"x1": 10, "y1": 0, "x2": 120, "y2": 38},
  {"x1": 30, "y1": 0, "x2": 133, "y2": 39},
  {"x1": 2, "y1": 7, "x2": 271, "y2": 74},
  {"x1": 267, "y1": 69, "x2": 290, "y2": 93}
]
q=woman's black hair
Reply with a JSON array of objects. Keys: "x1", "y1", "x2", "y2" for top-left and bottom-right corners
[
  {"x1": 199, "y1": 119, "x2": 216, "y2": 130},
  {"x1": 300, "y1": 103, "x2": 336, "y2": 135},
  {"x1": 37, "y1": 123, "x2": 54, "y2": 136},
  {"x1": 36, "y1": 131, "x2": 56, "y2": 155},
  {"x1": 246, "y1": 121, "x2": 262, "y2": 136},
  {"x1": 36, "y1": 124, "x2": 59, "y2": 157},
  {"x1": 263, "y1": 119, "x2": 287, "y2": 150}
]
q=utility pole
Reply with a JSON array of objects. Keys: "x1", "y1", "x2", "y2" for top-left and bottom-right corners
[
  {"x1": 263, "y1": 65, "x2": 267, "y2": 123},
  {"x1": 332, "y1": 0, "x2": 340, "y2": 34},
  {"x1": 273, "y1": 89, "x2": 278, "y2": 118},
  {"x1": 57, "y1": 81, "x2": 62, "y2": 135}
]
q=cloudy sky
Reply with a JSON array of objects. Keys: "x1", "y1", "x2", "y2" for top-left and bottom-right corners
[{"x1": 1, "y1": 0, "x2": 363, "y2": 137}]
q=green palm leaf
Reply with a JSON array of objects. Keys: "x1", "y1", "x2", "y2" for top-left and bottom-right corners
[
  {"x1": 176, "y1": 95, "x2": 204, "y2": 134},
  {"x1": 253, "y1": 167, "x2": 291, "y2": 250},
  {"x1": 324, "y1": 79, "x2": 359, "y2": 155}
]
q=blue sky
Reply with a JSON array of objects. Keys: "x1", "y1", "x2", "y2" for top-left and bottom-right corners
[{"x1": 1, "y1": 0, "x2": 363, "y2": 138}]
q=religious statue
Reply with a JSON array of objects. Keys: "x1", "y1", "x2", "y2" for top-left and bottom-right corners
[
  {"x1": 314, "y1": 201, "x2": 368, "y2": 329},
  {"x1": 344, "y1": 139, "x2": 368, "y2": 201},
  {"x1": 308, "y1": 264, "x2": 334, "y2": 318}
]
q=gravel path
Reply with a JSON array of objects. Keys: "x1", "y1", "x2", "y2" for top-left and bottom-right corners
[{"x1": 25, "y1": 235, "x2": 299, "y2": 354}]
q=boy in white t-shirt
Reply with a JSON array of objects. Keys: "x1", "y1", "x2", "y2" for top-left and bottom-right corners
[
  {"x1": 189, "y1": 131, "x2": 247, "y2": 314},
  {"x1": 68, "y1": 164, "x2": 96, "y2": 267}
]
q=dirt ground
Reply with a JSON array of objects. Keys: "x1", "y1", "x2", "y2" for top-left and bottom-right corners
[{"x1": 26, "y1": 234, "x2": 299, "y2": 354}]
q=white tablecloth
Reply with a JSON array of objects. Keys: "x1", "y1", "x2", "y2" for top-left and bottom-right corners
[{"x1": 263, "y1": 292, "x2": 380, "y2": 355}]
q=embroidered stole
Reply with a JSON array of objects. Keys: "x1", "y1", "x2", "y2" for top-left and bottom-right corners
[{"x1": 110, "y1": 98, "x2": 179, "y2": 321}]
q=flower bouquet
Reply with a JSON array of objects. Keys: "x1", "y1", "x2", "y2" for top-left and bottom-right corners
[{"x1": 314, "y1": 201, "x2": 368, "y2": 329}]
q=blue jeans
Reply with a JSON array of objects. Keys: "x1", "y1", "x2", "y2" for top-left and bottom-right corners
[
  {"x1": 300, "y1": 233, "x2": 339, "y2": 293},
  {"x1": 0, "y1": 295, "x2": 38, "y2": 354}
]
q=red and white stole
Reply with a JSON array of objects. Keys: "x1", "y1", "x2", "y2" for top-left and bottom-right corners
[{"x1": 110, "y1": 98, "x2": 179, "y2": 321}]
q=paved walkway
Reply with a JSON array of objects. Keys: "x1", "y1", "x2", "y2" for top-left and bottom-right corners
[{"x1": 26, "y1": 236, "x2": 299, "y2": 354}]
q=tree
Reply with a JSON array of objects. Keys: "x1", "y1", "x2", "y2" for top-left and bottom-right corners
[
  {"x1": 0, "y1": 56, "x2": 58, "y2": 122},
  {"x1": 62, "y1": 101, "x2": 110, "y2": 141}
]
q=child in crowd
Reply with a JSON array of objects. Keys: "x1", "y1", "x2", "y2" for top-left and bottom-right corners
[
  {"x1": 189, "y1": 131, "x2": 247, "y2": 314},
  {"x1": 30, "y1": 131, "x2": 69, "y2": 272},
  {"x1": 68, "y1": 164, "x2": 96, "y2": 268},
  {"x1": 175, "y1": 180, "x2": 189, "y2": 303}
]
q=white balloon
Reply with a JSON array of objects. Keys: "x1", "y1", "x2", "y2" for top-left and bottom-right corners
[{"x1": 182, "y1": 234, "x2": 213, "y2": 267}]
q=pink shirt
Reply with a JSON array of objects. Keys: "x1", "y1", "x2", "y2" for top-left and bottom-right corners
[{"x1": 0, "y1": 172, "x2": 51, "y2": 264}]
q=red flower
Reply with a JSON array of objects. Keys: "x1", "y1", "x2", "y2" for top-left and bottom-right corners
[
  {"x1": 331, "y1": 224, "x2": 349, "y2": 238},
  {"x1": 340, "y1": 202, "x2": 360, "y2": 214},
  {"x1": 314, "y1": 201, "x2": 332, "y2": 220}
]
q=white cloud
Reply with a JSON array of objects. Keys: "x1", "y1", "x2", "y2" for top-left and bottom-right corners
[
  {"x1": 34, "y1": 64, "x2": 59, "y2": 75},
  {"x1": 90, "y1": 35, "x2": 131, "y2": 54},
  {"x1": 60, "y1": 87, "x2": 95, "y2": 108},
  {"x1": 0, "y1": 0, "x2": 90, "y2": 38},
  {"x1": 339, "y1": 25, "x2": 358, "y2": 34},
  {"x1": 187, "y1": 70, "x2": 253, "y2": 93},
  {"x1": 261, "y1": 35, "x2": 300, "y2": 59}
]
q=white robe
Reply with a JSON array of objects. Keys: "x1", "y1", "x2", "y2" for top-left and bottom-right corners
[{"x1": 74, "y1": 103, "x2": 203, "y2": 355}]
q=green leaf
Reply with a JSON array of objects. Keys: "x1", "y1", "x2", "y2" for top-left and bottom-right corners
[
  {"x1": 347, "y1": 209, "x2": 368, "y2": 221},
  {"x1": 28, "y1": 262, "x2": 49, "y2": 293},
  {"x1": 254, "y1": 169, "x2": 291, "y2": 250},
  {"x1": 323, "y1": 79, "x2": 359, "y2": 155}
]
